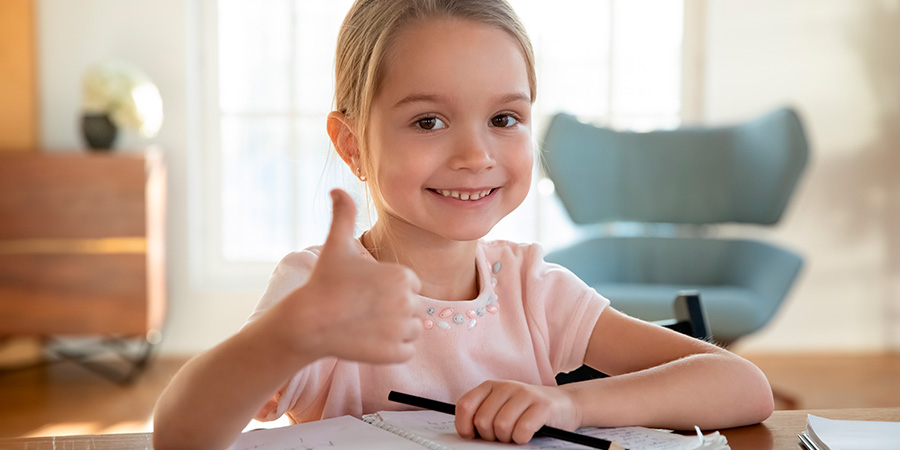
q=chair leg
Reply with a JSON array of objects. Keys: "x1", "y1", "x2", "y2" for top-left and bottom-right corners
[{"x1": 44, "y1": 335, "x2": 157, "y2": 386}]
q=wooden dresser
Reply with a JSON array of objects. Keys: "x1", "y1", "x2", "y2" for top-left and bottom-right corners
[{"x1": 0, "y1": 150, "x2": 165, "y2": 340}]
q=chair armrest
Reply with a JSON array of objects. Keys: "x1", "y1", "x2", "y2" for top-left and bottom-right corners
[
  {"x1": 724, "y1": 240, "x2": 803, "y2": 320},
  {"x1": 652, "y1": 291, "x2": 711, "y2": 341}
]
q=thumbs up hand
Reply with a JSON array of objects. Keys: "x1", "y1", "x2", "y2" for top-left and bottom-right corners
[{"x1": 277, "y1": 189, "x2": 423, "y2": 364}]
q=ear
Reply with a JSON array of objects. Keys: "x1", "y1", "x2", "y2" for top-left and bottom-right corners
[{"x1": 327, "y1": 111, "x2": 362, "y2": 176}]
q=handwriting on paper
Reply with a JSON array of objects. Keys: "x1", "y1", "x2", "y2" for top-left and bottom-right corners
[
  {"x1": 376, "y1": 410, "x2": 717, "y2": 450},
  {"x1": 225, "y1": 416, "x2": 422, "y2": 450}
]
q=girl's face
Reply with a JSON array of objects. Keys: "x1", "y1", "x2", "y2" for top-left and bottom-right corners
[{"x1": 367, "y1": 18, "x2": 534, "y2": 243}]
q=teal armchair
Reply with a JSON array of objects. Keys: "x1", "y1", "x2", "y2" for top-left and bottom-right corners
[{"x1": 541, "y1": 108, "x2": 809, "y2": 345}]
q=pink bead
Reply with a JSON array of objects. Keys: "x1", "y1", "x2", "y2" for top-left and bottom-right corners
[
  {"x1": 466, "y1": 309, "x2": 478, "y2": 319},
  {"x1": 423, "y1": 319, "x2": 434, "y2": 330},
  {"x1": 439, "y1": 307, "x2": 454, "y2": 319},
  {"x1": 486, "y1": 304, "x2": 499, "y2": 314}
]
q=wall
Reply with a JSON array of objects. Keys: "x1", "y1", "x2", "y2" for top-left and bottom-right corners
[
  {"x1": 36, "y1": 0, "x2": 259, "y2": 355},
  {"x1": 702, "y1": 0, "x2": 900, "y2": 353},
  {"x1": 34, "y1": 0, "x2": 900, "y2": 355}
]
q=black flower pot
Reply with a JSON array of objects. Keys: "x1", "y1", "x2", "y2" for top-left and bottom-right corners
[{"x1": 82, "y1": 113, "x2": 118, "y2": 150}]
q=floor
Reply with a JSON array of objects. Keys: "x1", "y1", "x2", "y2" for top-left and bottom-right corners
[
  {"x1": 1, "y1": 352, "x2": 899, "y2": 439},
  {"x1": 0, "y1": 356, "x2": 187, "y2": 439}
]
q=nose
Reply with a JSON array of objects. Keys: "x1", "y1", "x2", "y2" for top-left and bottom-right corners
[{"x1": 449, "y1": 128, "x2": 495, "y2": 173}]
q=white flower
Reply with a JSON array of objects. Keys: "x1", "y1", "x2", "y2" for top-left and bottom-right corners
[{"x1": 82, "y1": 60, "x2": 164, "y2": 138}]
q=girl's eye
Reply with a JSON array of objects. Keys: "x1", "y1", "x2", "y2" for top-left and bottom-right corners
[
  {"x1": 491, "y1": 114, "x2": 518, "y2": 128},
  {"x1": 415, "y1": 117, "x2": 446, "y2": 131}
]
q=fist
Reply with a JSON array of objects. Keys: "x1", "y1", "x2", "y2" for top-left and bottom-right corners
[{"x1": 455, "y1": 380, "x2": 581, "y2": 444}]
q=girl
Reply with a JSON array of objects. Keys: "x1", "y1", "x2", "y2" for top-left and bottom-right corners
[{"x1": 153, "y1": 1, "x2": 773, "y2": 449}]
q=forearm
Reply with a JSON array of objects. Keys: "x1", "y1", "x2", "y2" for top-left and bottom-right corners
[
  {"x1": 564, "y1": 352, "x2": 773, "y2": 431},
  {"x1": 153, "y1": 311, "x2": 317, "y2": 450}
]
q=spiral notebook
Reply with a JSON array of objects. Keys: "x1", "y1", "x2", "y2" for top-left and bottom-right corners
[
  {"x1": 226, "y1": 410, "x2": 728, "y2": 450},
  {"x1": 364, "y1": 410, "x2": 728, "y2": 450}
]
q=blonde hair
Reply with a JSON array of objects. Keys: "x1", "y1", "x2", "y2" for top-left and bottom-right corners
[{"x1": 334, "y1": 0, "x2": 537, "y2": 217}]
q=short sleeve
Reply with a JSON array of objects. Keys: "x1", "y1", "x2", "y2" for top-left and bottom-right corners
[
  {"x1": 245, "y1": 247, "x2": 322, "y2": 325},
  {"x1": 521, "y1": 244, "x2": 609, "y2": 374},
  {"x1": 244, "y1": 247, "x2": 330, "y2": 422}
]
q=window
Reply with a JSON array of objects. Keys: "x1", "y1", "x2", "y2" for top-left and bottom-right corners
[{"x1": 193, "y1": 0, "x2": 684, "y2": 286}]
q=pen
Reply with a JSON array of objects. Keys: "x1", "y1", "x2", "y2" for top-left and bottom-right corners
[{"x1": 388, "y1": 391, "x2": 627, "y2": 450}]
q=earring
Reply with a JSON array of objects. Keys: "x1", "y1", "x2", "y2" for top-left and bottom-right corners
[{"x1": 356, "y1": 167, "x2": 367, "y2": 182}]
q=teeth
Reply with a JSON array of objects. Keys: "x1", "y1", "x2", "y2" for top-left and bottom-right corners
[{"x1": 437, "y1": 189, "x2": 493, "y2": 201}]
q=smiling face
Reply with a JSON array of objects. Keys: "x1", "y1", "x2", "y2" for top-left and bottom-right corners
[{"x1": 364, "y1": 18, "x2": 534, "y2": 244}]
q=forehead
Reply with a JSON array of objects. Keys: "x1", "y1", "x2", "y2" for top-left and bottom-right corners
[{"x1": 376, "y1": 18, "x2": 532, "y2": 105}]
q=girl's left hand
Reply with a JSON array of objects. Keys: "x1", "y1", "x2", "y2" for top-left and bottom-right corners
[{"x1": 454, "y1": 380, "x2": 581, "y2": 444}]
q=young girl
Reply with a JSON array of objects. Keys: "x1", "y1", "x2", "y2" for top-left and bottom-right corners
[{"x1": 153, "y1": 1, "x2": 773, "y2": 448}]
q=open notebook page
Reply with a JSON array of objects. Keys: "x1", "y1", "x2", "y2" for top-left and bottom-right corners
[
  {"x1": 225, "y1": 415, "x2": 424, "y2": 450},
  {"x1": 371, "y1": 410, "x2": 728, "y2": 450}
]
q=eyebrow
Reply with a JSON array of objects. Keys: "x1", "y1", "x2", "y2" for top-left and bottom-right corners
[
  {"x1": 392, "y1": 91, "x2": 532, "y2": 109},
  {"x1": 393, "y1": 93, "x2": 447, "y2": 109},
  {"x1": 493, "y1": 92, "x2": 532, "y2": 106}
]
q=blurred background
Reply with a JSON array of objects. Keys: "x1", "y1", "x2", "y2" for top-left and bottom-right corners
[{"x1": 1, "y1": 0, "x2": 898, "y2": 439}]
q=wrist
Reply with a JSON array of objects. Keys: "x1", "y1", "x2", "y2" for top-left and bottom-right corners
[
  {"x1": 252, "y1": 288, "x2": 327, "y2": 368},
  {"x1": 560, "y1": 377, "x2": 644, "y2": 428},
  {"x1": 558, "y1": 383, "x2": 587, "y2": 429}
]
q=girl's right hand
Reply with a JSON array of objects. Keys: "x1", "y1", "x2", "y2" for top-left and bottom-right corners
[{"x1": 275, "y1": 189, "x2": 423, "y2": 364}]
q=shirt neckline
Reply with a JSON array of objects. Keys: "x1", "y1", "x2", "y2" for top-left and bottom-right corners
[{"x1": 351, "y1": 238, "x2": 493, "y2": 304}]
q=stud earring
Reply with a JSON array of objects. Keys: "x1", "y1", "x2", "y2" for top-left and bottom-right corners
[{"x1": 356, "y1": 167, "x2": 367, "y2": 182}]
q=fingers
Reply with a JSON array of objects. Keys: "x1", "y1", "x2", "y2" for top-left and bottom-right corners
[
  {"x1": 456, "y1": 382, "x2": 492, "y2": 440},
  {"x1": 382, "y1": 332, "x2": 419, "y2": 363},
  {"x1": 455, "y1": 381, "x2": 551, "y2": 444},
  {"x1": 403, "y1": 266, "x2": 423, "y2": 296},
  {"x1": 474, "y1": 393, "x2": 532, "y2": 443},
  {"x1": 301, "y1": 188, "x2": 427, "y2": 365},
  {"x1": 322, "y1": 188, "x2": 357, "y2": 255},
  {"x1": 376, "y1": 263, "x2": 422, "y2": 314},
  {"x1": 349, "y1": 313, "x2": 422, "y2": 364},
  {"x1": 510, "y1": 405, "x2": 545, "y2": 444}
]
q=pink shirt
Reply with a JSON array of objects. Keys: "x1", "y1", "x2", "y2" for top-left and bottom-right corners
[{"x1": 247, "y1": 240, "x2": 609, "y2": 423}]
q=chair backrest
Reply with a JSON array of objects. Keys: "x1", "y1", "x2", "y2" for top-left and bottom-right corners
[{"x1": 540, "y1": 108, "x2": 809, "y2": 225}]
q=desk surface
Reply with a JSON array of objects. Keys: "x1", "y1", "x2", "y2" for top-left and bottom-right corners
[
  {"x1": 1, "y1": 407, "x2": 898, "y2": 450},
  {"x1": 724, "y1": 407, "x2": 900, "y2": 449}
]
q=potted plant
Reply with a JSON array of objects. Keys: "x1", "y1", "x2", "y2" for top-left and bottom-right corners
[{"x1": 81, "y1": 60, "x2": 163, "y2": 150}]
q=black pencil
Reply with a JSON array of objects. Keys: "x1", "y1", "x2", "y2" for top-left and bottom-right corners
[{"x1": 388, "y1": 391, "x2": 627, "y2": 450}]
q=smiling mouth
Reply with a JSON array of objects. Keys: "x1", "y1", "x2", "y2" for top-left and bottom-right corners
[{"x1": 428, "y1": 188, "x2": 497, "y2": 201}]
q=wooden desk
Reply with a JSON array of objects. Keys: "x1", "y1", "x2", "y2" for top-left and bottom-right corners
[
  {"x1": 0, "y1": 408, "x2": 898, "y2": 449},
  {"x1": 725, "y1": 407, "x2": 900, "y2": 450}
]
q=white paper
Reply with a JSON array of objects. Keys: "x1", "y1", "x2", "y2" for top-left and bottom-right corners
[
  {"x1": 374, "y1": 410, "x2": 728, "y2": 450},
  {"x1": 225, "y1": 415, "x2": 425, "y2": 450},
  {"x1": 807, "y1": 414, "x2": 900, "y2": 450}
]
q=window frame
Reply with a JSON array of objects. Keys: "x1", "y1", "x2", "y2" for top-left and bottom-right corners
[{"x1": 187, "y1": 0, "x2": 697, "y2": 290}]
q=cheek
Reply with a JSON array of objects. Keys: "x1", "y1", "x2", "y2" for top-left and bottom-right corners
[
  {"x1": 511, "y1": 139, "x2": 535, "y2": 181},
  {"x1": 371, "y1": 145, "x2": 434, "y2": 208}
]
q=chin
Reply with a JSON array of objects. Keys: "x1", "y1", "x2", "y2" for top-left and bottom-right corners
[{"x1": 439, "y1": 223, "x2": 497, "y2": 242}]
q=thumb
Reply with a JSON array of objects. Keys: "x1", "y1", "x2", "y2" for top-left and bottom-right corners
[{"x1": 323, "y1": 188, "x2": 358, "y2": 254}]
